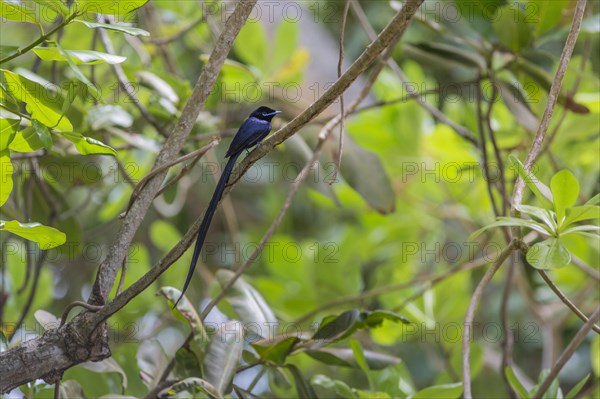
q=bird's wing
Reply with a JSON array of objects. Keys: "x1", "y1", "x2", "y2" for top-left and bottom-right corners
[{"x1": 226, "y1": 118, "x2": 271, "y2": 158}]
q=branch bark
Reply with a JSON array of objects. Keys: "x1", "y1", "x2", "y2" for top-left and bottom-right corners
[{"x1": 0, "y1": 0, "x2": 257, "y2": 393}]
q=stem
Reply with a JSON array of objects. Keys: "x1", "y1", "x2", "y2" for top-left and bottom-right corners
[
  {"x1": 463, "y1": 240, "x2": 517, "y2": 399},
  {"x1": 531, "y1": 306, "x2": 600, "y2": 399},
  {"x1": 0, "y1": 13, "x2": 78, "y2": 65},
  {"x1": 538, "y1": 270, "x2": 600, "y2": 334}
]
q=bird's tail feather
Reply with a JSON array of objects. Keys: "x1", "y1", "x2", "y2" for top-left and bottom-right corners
[{"x1": 173, "y1": 152, "x2": 241, "y2": 308}]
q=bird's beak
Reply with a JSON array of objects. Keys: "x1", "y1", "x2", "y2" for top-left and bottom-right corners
[{"x1": 270, "y1": 111, "x2": 282, "y2": 116}]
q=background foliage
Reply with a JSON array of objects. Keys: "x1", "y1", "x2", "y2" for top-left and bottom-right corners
[{"x1": 0, "y1": 0, "x2": 599, "y2": 398}]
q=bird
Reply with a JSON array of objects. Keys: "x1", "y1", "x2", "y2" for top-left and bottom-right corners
[{"x1": 174, "y1": 106, "x2": 282, "y2": 307}]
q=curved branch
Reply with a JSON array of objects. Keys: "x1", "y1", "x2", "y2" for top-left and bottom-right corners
[
  {"x1": 531, "y1": 305, "x2": 600, "y2": 399},
  {"x1": 463, "y1": 240, "x2": 517, "y2": 399},
  {"x1": 538, "y1": 270, "x2": 600, "y2": 334},
  {"x1": 511, "y1": 0, "x2": 587, "y2": 207},
  {"x1": 88, "y1": 0, "x2": 258, "y2": 305},
  {"x1": 0, "y1": 0, "x2": 258, "y2": 393}
]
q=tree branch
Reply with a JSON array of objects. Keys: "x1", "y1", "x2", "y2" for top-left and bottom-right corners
[
  {"x1": 463, "y1": 240, "x2": 517, "y2": 399},
  {"x1": 511, "y1": 0, "x2": 587, "y2": 207},
  {"x1": 531, "y1": 305, "x2": 600, "y2": 399},
  {"x1": 89, "y1": 0, "x2": 258, "y2": 306},
  {"x1": 0, "y1": 0, "x2": 257, "y2": 393}
]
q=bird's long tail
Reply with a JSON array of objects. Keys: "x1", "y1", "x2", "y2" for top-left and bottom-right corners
[{"x1": 173, "y1": 152, "x2": 241, "y2": 308}]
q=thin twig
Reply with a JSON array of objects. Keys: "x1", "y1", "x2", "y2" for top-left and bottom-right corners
[
  {"x1": 328, "y1": 0, "x2": 350, "y2": 185},
  {"x1": 531, "y1": 305, "x2": 600, "y2": 399},
  {"x1": 500, "y1": 250, "x2": 519, "y2": 399},
  {"x1": 349, "y1": 0, "x2": 477, "y2": 145},
  {"x1": 198, "y1": 2, "x2": 418, "y2": 321},
  {"x1": 60, "y1": 302, "x2": 103, "y2": 326},
  {"x1": 0, "y1": 13, "x2": 77, "y2": 65},
  {"x1": 228, "y1": 0, "x2": 426, "y2": 190},
  {"x1": 88, "y1": 0, "x2": 259, "y2": 306},
  {"x1": 463, "y1": 240, "x2": 517, "y2": 399},
  {"x1": 146, "y1": 14, "x2": 207, "y2": 45},
  {"x1": 538, "y1": 270, "x2": 600, "y2": 334},
  {"x1": 116, "y1": 256, "x2": 127, "y2": 297},
  {"x1": 512, "y1": 0, "x2": 587, "y2": 208},
  {"x1": 476, "y1": 81, "x2": 500, "y2": 217},
  {"x1": 92, "y1": 0, "x2": 423, "y2": 328},
  {"x1": 97, "y1": 16, "x2": 168, "y2": 137},
  {"x1": 571, "y1": 254, "x2": 600, "y2": 281},
  {"x1": 120, "y1": 139, "x2": 219, "y2": 218}
]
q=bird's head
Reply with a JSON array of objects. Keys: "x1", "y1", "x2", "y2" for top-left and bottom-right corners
[{"x1": 250, "y1": 106, "x2": 282, "y2": 121}]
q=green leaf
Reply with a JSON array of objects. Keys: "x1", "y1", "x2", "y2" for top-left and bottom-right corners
[
  {"x1": 59, "y1": 131, "x2": 116, "y2": 156},
  {"x1": 531, "y1": 0, "x2": 568, "y2": 36},
  {"x1": 551, "y1": 169, "x2": 580, "y2": 224},
  {"x1": 0, "y1": 0, "x2": 38, "y2": 23},
  {"x1": 592, "y1": 335, "x2": 600, "y2": 376},
  {"x1": 0, "y1": 150, "x2": 13, "y2": 206},
  {"x1": 561, "y1": 224, "x2": 600, "y2": 237},
  {"x1": 87, "y1": 104, "x2": 133, "y2": 130},
  {"x1": 526, "y1": 238, "x2": 571, "y2": 270},
  {"x1": 32, "y1": 0, "x2": 70, "y2": 17},
  {"x1": 33, "y1": 47, "x2": 126, "y2": 65},
  {"x1": 0, "y1": 118, "x2": 18, "y2": 150},
  {"x1": 251, "y1": 336, "x2": 299, "y2": 366},
  {"x1": 509, "y1": 155, "x2": 553, "y2": 209},
  {"x1": 80, "y1": 357, "x2": 128, "y2": 390},
  {"x1": 505, "y1": 366, "x2": 530, "y2": 399},
  {"x1": 54, "y1": 43, "x2": 101, "y2": 98},
  {"x1": 32, "y1": 120, "x2": 53, "y2": 149},
  {"x1": 173, "y1": 345, "x2": 202, "y2": 379},
  {"x1": 9, "y1": 127, "x2": 46, "y2": 152},
  {"x1": 340, "y1": 136, "x2": 396, "y2": 214},
  {"x1": 273, "y1": 19, "x2": 298, "y2": 69},
  {"x1": 233, "y1": 385, "x2": 261, "y2": 399},
  {"x1": 306, "y1": 348, "x2": 400, "y2": 370},
  {"x1": 74, "y1": 20, "x2": 149, "y2": 36},
  {"x1": 565, "y1": 374, "x2": 589, "y2": 399},
  {"x1": 513, "y1": 58, "x2": 589, "y2": 114},
  {"x1": 74, "y1": 0, "x2": 148, "y2": 15},
  {"x1": 496, "y1": 79, "x2": 539, "y2": 132},
  {"x1": 350, "y1": 339, "x2": 374, "y2": 391},
  {"x1": 203, "y1": 321, "x2": 243, "y2": 395},
  {"x1": 2, "y1": 70, "x2": 73, "y2": 131},
  {"x1": 233, "y1": 20, "x2": 267, "y2": 69},
  {"x1": 137, "y1": 70, "x2": 179, "y2": 103},
  {"x1": 0, "y1": 220, "x2": 66, "y2": 249},
  {"x1": 563, "y1": 205, "x2": 600, "y2": 227},
  {"x1": 311, "y1": 375, "x2": 357, "y2": 399},
  {"x1": 162, "y1": 377, "x2": 223, "y2": 399},
  {"x1": 493, "y1": 5, "x2": 533, "y2": 52},
  {"x1": 409, "y1": 382, "x2": 463, "y2": 399},
  {"x1": 585, "y1": 194, "x2": 600, "y2": 206},
  {"x1": 33, "y1": 309, "x2": 60, "y2": 331},
  {"x1": 286, "y1": 364, "x2": 318, "y2": 399},
  {"x1": 216, "y1": 270, "x2": 277, "y2": 334},
  {"x1": 469, "y1": 217, "x2": 551, "y2": 240},
  {"x1": 311, "y1": 309, "x2": 409, "y2": 349},
  {"x1": 529, "y1": 369, "x2": 561, "y2": 399},
  {"x1": 514, "y1": 204, "x2": 556, "y2": 231},
  {"x1": 312, "y1": 309, "x2": 360, "y2": 345}
]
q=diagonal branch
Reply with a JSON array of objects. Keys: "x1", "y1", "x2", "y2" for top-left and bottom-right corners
[
  {"x1": 89, "y1": 0, "x2": 258, "y2": 305},
  {"x1": 226, "y1": 0, "x2": 425, "y2": 191},
  {"x1": 93, "y1": 0, "x2": 425, "y2": 326},
  {"x1": 0, "y1": 0, "x2": 258, "y2": 393},
  {"x1": 511, "y1": 0, "x2": 587, "y2": 208}
]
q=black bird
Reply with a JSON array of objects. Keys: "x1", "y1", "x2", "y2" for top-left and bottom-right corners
[{"x1": 174, "y1": 106, "x2": 282, "y2": 307}]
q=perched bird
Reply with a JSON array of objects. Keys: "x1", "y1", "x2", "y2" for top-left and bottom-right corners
[{"x1": 174, "y1": 106, "x2": 282, "y2": 307}]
